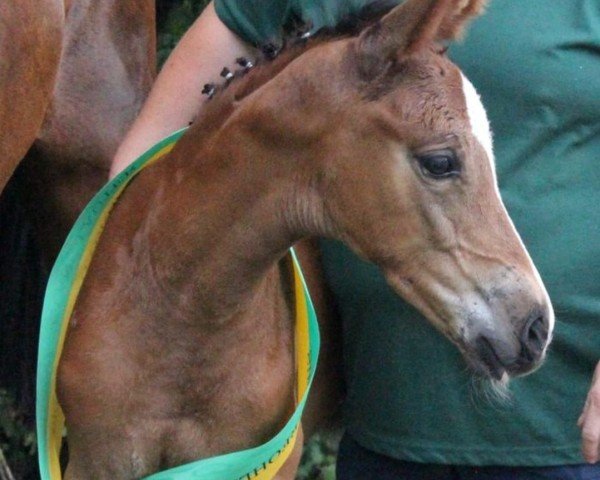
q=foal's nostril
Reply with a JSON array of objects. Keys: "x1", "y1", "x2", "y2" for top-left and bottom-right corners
[
  {"x1": 520, "y1": 313, "x2": 548, "y2": 362},
  {"x1": 528, "y1": 317, "x2": 544, "y2": 343}
]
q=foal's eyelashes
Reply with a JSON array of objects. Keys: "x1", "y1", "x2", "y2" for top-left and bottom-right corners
[{"x1": 416, "y1": 149, "x2": 460, "y2": 178}]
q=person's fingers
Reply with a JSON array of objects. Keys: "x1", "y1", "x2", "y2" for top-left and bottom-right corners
[
  {"x1": 593, "y1": 361, "x2": 600, "y2": 384},
  {"x1": 579, "y1": 395, "x2": 591, "y2": 428},
  {"x1": 581, "y1": 405, "x2": 600, "y2": 463},
  {"x1": 580, "y1": 361, "x2": 600, "y2": 463}
]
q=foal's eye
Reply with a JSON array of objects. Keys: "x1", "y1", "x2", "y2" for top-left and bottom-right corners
[{"x1": 417, "y1": 150, "x2": 460, "y2": 178}]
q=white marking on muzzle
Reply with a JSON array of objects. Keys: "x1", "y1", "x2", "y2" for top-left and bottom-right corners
[{"x1": 459, "y1": 73, "x2": 555, "y2": 342}]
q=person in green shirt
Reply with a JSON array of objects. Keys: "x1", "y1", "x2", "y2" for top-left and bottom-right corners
[{"x1": 110, "y1": 1, "x2": 600, "y2": 478}]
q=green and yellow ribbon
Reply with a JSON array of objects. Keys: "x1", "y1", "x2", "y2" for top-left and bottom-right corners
[{"x1": 36, "y1": 128, "x2": 320, "y2": 479}]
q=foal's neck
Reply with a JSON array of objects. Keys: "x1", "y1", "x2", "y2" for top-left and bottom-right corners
[{"x1": 135, "y1": 114, "x2": 326, "y2": 325}]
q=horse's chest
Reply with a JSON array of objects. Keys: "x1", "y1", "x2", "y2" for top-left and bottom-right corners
[{"x1": 165, "y1": 312, "x2": 296, "y2": 459}]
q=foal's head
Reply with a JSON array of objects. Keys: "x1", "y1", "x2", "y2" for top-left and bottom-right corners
[{"x1": 213, "y1": 0, "x2": 553, "y2": 382}]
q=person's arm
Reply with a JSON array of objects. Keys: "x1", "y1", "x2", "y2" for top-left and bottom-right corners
[
  {"x1": 578, "y1": 360, "x2": 600, "y2": 463},
  {"x1": 109, "y1": 1, "x2": 257, "y2": 178}
]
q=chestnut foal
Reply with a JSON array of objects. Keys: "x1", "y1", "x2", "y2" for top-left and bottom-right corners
[
  {"x1": 2, "y1": 0, "x2": 155, "y2": 260},
  {"x1": 22, "y1": 0, "x2": 156, "y2": 264},
  {"x1": 57, "y1": 0, "x2": 553, "y2": 478}
]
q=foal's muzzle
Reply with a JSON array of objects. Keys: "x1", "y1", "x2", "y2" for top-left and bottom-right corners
[{"x1": 472, "y1": 306, "x2": 551, "y2": 380}]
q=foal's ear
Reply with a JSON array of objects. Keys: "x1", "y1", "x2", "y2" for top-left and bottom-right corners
[{"x1": 356, "y1": 0, "x2": 486, "y2": 74}]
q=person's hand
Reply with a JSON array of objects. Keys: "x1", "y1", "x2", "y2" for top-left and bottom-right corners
[{"x1": 578, "y1": 360, "x2": 600, "y2": 463}]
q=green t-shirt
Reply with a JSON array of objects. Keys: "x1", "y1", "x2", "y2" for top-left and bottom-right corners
[
  {"x1": 215, "y1": 0, "x2": 600, "y2": 466},
  {"x1": 215, "y1": 0, "x2": 376, "y2": 46}
]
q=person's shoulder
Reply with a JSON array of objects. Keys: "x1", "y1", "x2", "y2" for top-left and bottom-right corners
[
  {"x1": 214, "y1": 0, "x2": 292, "y2": 46},
  {"x1": 213, "y1": 0, "x2": 387, "y2": 46}
]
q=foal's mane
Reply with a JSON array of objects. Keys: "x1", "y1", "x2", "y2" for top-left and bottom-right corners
[{"x1": 190, "y1": 1, "x2": 398, "y2": 133}]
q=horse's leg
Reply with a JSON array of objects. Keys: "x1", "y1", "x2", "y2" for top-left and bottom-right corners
[
  {"x1": 0, "y1": 0, "x2": 63, "y2": 192},
  {"x1": 22, "y1": 0, "x2": 156, "y2": 265}
]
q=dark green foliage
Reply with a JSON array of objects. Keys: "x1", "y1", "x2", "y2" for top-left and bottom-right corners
[
  {"x1": 0, "y1": 161, "x2": 46, "y2": 480},
  {"x1": 297, "y1": 431, "x2": 341, "y2": 480},
  {"x1": 157, "y1": 0, "x2": 210, "y2": 67},
  {"x1": 0, "y1": 389, "x2": 37, "y2": 479}
]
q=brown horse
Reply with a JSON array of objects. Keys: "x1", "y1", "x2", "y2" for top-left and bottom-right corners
[
  {"x1": 0, "y1": 0, "x2": 63, "y2": 194},
  {"x1": 20, "y1": 0, "x2": 156, "y2": 264},
  {"x1": 0, "y1": 2, "x2": 155, "y2": 476},
  {"x1": 1, "y1": 0, "x2": 155, "y2": 225},
  {"x1": 57, "y1": 0, "x2": 554, "y2": 478}
]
